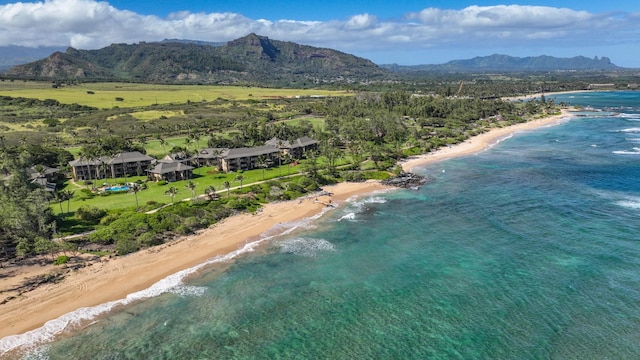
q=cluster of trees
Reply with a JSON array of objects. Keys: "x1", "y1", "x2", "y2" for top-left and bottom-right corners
[
  {"x1": 0, "y1": 88, "x2": 559, "y2": 264},
  {"x1": 0, "y1": 153, "x2": 57, "y2": 262}
]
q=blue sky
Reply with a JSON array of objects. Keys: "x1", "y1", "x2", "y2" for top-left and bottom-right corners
[{"x1": 0, "y1": 0, "x2": 638, "y2": 67}]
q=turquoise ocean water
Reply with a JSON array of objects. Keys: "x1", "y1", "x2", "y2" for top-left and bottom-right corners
[{"x1": 3, "y1": 91, "x2": 640, "y2": 359}]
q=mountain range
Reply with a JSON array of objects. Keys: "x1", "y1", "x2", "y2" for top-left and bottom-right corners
[
  {"x1": 381, "y1": 54, "x2": 620, "y2": 72},
  {"x1": 2, "y1": 34, "x2": 387, "y2": 86},
  {"x1": 0, "y1": 34, "x2": 625, "y2": 85}
]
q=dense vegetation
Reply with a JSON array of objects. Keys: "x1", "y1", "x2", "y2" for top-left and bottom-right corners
[
  {"x1": 3, "y1": 34, "x2": 388, "y2": 87},
  {"x1": 0, "y1": 80, "x2": 563, "y2": 265}
]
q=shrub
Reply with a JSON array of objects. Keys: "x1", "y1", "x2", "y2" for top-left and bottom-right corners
[
  {"x1": 137, "y1": 232, "x2": 162, "y2": 247},
  {"x1": 99, "y1": 212, "x2": 121, "y2": 225},
  {"x1": 157, "y1": 180, "x2": 168, "y2": 186},
  {"x1": 342, "y1": 171, "x2": 364, "y2": 182},
  {"x1": 53, "y1": 255, "x2": 70, "y2": 265},
  {"x1": 76, "y1": 205, "x2": 106, "y2": 221},
  {"x1": 116, "y1": 238, "x2": 138, "y2": 255}
]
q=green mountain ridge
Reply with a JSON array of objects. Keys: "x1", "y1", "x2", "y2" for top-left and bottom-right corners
[
  {"x1": 3, "y1": 34, "x2": 389, "y2": 86},
  {"x1": 382, "y1": 54, "x2": 621, "y2": 72}
]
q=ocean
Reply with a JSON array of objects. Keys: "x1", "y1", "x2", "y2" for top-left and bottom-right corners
[{"x1": 5, "y1": 91, "x2": 640, "y2": 359}]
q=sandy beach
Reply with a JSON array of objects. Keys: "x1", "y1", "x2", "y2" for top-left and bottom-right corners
[
  {"x1": 401, "y1": 109, "x2": 572, "y2": 172},
  {"x1": 0, "y1": 181, "x2": 391, "y2": 341},
  {"x1": 0, "y1": 108, "x2": 574, "y2": 345}
]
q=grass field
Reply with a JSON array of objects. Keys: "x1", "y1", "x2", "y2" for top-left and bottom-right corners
[
  {"x1": 281, "y1": 117, "x2": 326, "y2": 130},
  {"x1": 64, "y1": 135, "x2": 212, "y2": 158},
  {"x1": 54, "y1": 163, "x2": 306, "y2": 215},
  {"x1": 0, "y1": 81, "x2": 348, "y2": 109}
]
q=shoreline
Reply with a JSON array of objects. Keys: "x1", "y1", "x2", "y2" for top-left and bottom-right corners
[
  {"x1": 401, "y1": 109, "x2": 572, "y2": 172},
  {"x1": 0, "y1": 109, "x2": 575, "y2": 351},
  {"x1": 0, "y1": 181, "x2": 391, "y2": 347}
]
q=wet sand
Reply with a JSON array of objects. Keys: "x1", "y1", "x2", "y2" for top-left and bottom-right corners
[{"x1": 0, "y1": 108, "x2": 575, "y2": 345}]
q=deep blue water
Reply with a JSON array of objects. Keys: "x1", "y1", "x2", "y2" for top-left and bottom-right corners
[{"x1": 4, "y1": 91, "x2": 640, "y2": 359}]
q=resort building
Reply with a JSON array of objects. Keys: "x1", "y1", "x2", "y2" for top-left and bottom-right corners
[
  {"x1": 69, "y1": 151, "x2": 154, "y2": 181},
  {"x1": 218, "y1": 145, "x2": 280, "y2": 173},
  {"x1": 195, "y1": 137, "x2": 318, "y2": 173},
  {"x1": 264, "y1": 136, "x2": 319, "y2": 158},
  {"x1": 192, "y1": 148, "x2": 226, "y2": 168},
  {"x1": 148, "y1": 160, "x2": 194, "y2": 182},
  {"x1": 66, "y1": 137, "x2": 319, "y2": 181},
  {"x1": 163, "y1": 152, "x2": 191, "y2": 165}
]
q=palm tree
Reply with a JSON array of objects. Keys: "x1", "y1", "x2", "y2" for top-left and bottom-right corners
[
  {"x1": 234, "y1": 174, "x2": 245, "y2": 191},
  {"x1": 186, "y1": 181, "x2": 197, "y2": 199},
  {"x1": 211, "y1": 148, "x2": 223, "y2": 171},
  {"x1": 282, "y1": 153, "x2": 293, "y2": 175},
  {"x1": 55, "y1": 191, "x2": 65, "y2": 213},
  {"x1": 129, "y1": 183, "x2": 143, "y2": 210},
  {"x1": 55, "y1": 190, "x2": 74, "y2": 214},
  {"x1": 165, "y1": 186, "x2": 179, "y2": 204},
  {"x1": 223, "y1": 181, "x2": 231, "y2": 198},
  {"x1": 158, "y1": 137, "x2": 167, "y2": 155},
  {"x1": 256, "y1": 155, "x2": 268, "y2": 180},
  {"x1": 63, "y1": 190, "x2": 74, "y2": 213},
  {"x1": 184, "y1": 137, "x2": 193, "y2": 153},
  {"x1": 204, "y1": 185, "x2": 217, "y2": 201}
]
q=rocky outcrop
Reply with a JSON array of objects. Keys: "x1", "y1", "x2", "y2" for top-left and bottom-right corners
[{"x1": 381, "y1": 172, "x2": 429, "y2": 189}]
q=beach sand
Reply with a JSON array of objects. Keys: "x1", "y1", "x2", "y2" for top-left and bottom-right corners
[
  {"x1": 0, "y1": 181, "x2": 390, "y2": 340},
  {"x1": 0, "y1": 109, "x2": 574, "y2": 343},
  {"x1": 401, "y1": 109, "x2": 572, "y2": 172}
]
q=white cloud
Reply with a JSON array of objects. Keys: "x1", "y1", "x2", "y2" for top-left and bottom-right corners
[
  {"x1": 344, "y1": 13, "x2": 377, "y2": 30},
  {"x1": 0, "y1": 1, "x2": 637, "y2": 65}
]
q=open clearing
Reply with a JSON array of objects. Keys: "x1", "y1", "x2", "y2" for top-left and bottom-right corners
[{"x1": 0, "y1": 81, "x2": 348, "y2": 109}]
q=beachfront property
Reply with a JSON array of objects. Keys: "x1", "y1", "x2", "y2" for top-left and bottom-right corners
[
  {"x1": 195, "y1": 137, "x2": 319, "y2": 173},
  {"x1": 69, "y1": 151, "x2": 154, "y2": 181},
  {"x1": 264, "y1": 136, "x2": 319, "y2": 159},
  {"x1": 68, "y1": 137, "x2": 319, "y2": 181},
  {"x1": 218, "y1": 145, "x2": 280, "y2": 173},
  {"x1": 192, "y1": 148, "x2": 225, "y2": 168},
  {"x1": 148, "y1": 160, "x2": 194, "y2": 182}
]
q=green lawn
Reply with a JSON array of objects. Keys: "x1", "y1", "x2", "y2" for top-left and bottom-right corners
[
  {"x1": 142, "y1": 136, "x2": 211, "y2": 158},
  {"x1": 281, "y1": 116, "x2": 326, "y2": 130},
  {"x1": 53, "y1": 163, "x2": 306, "y2": 215}
]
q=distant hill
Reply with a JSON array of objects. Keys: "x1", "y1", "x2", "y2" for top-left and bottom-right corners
[
  {"x1": 159, "y1": 39, "x2": 226, "y2": 47},
  {"x1": 3, "y1": 34, "x2": 389, "y2": 86},
  {"x1": 0, "y1": 45, "x2": 67, "y2": 71},
  {"x1": 382, "y1": 54, "x2": 621, "y2": 72}
]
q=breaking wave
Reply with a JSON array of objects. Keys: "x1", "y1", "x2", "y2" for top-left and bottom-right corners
[{"x1": 278, "y1": 238, "x2": 336, "y2": 257}]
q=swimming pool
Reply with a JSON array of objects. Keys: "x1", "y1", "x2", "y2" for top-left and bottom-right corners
[{"x1": 106, "y1": 185, "x2": 130, "y2": 192}]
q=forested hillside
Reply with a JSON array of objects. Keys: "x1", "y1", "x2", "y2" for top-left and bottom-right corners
[{"x1": 4, "y1": 34, "x2": 388, "y2": 86}]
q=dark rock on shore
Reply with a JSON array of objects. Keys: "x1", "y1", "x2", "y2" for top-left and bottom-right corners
[{"x1": 381, "y1": 172, "x2": 429, "y2": 189}]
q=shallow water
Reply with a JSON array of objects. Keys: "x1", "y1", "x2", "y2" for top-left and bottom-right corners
[{"x1": 7, "y1": 91, "x2": 640, "y2": 359}]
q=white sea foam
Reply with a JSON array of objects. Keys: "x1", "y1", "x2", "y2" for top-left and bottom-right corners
[
  {"x1": 169, "y1": 285, "x2": 208, "y2": 297},
  {"x1": 612, "y1": 148, "x2": 640, "y2": 155},
  {"x1": 617, "y1": 113, "x2": 640, "y2": 121},
  {"x1": 0, "y1": 209, "x2": 333, "y2": 355},
  {"x1": 618, "y1": 128, "x2": 640, "y2": 133},
  {"x1": 278, "y1": 237, "x2": 336, "y2": 257},
  {"x1": 616, "y1": 199, "x2": 640, "y2": 210},
  {"x1": 340, "y1": 194, "x2": 389, "y2": 220},
  {"x1": 338, "y1": 212, "x2": 357, "y2": 221},
  {"x1": 488, "y1": 133, "x2": 514, "y2": 148}
]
